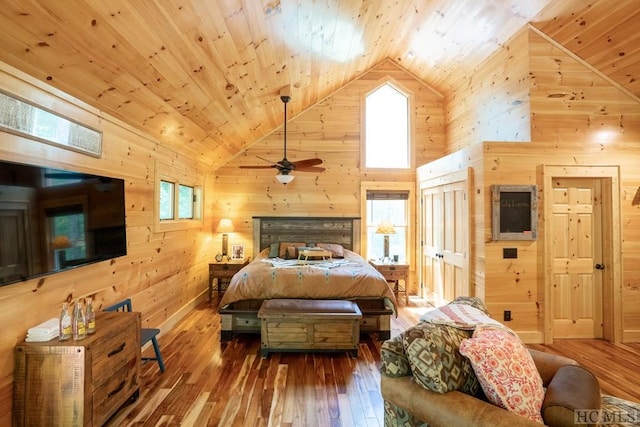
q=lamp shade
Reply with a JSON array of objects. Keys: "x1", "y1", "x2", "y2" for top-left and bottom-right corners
[
  {"x1": 216, "y1": 218, "x2": 234, "y2": 233},
  {"x1": 276, "y1": 173, "x2": 295, "y2": 184},
  {"x1": 375, "y1": 220, "x2": 396, "y2": 235}
]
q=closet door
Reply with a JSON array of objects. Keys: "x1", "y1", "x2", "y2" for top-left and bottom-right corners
[{"x1": 419, "y1": 170, "x2": 469, "y2": 304}]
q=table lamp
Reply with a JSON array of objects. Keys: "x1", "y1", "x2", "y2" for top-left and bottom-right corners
[
  {"x1": 216, "y1": 218, "x2": 234, "y2": 261},
  {"x1": 375, "y1": 220, "x2": 396, "y2": 262}
]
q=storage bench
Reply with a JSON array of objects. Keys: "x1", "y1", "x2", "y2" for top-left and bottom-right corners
[{"x1": 257, "y1": 299, "x2": 362, "y2": 358}]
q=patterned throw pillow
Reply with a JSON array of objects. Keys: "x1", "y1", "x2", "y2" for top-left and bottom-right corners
[
  {"x1": 402, "y1": 322, "x2": 480, "y2": 394},
  {"x1": 459, "y1": 326, "x2": 545, "y2": 423},
  {"x1": 380, "y1": 334, "x2": 411, "y2": 377}
]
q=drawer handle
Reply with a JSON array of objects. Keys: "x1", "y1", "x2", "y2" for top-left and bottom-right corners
[
  {"x1": 108, "y1": 343, "x2": 126, "y2": 357},
  {"x1": 107, "y1": 380, "x2": 125, "y2": 398}
]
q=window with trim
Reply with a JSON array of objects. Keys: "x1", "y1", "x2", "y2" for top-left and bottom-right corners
[
  {"x1": 159, "y1": 181, "x2": 196, "y2": 221},
  {"x1": 364, "y1": 82, "x2": 410, "y2": 169},
  {"x1": 155, "y1": 162, "x2": 203, "y2": 232},
  {"x1": 366, "y1": 190, "x2": 408, "y2": 262}
]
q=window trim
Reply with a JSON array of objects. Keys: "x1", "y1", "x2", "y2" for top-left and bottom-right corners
[
  {"x1": 154, "y1": 161, "x2": 203, "y2": 233},
  {"x1": 360, "y1": 181, "x2": 415, "y2": 265},
  {"x1": 361, "y1": 77, "x2": 415, "y2": 172}
]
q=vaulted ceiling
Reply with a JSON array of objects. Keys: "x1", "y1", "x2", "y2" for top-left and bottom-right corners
[{"x1": 0, "y1": 0, "x2": 638, "y2": 168}]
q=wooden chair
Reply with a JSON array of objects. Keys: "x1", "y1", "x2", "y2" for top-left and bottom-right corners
[{"x1": 104, "y1": 298, "x2": 166, "y2": 373}]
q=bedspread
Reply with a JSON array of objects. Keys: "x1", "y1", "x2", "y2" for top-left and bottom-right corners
[{"x1": 218, "y1": 249, "x2": 397, "y2": 314}]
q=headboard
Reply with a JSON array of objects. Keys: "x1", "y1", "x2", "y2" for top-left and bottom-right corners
[{"x1": 252, "y1": 217, "x2": 361, "y2": 258}]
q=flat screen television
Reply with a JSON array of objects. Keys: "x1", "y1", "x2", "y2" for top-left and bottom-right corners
[{"x1": 0, "y1": 159, "x2": 126, "y2": 286}]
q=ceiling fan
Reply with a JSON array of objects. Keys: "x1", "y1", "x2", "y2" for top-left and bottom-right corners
[{"x1": 240, "y1": 90, "x2": 325, "y2": 184}]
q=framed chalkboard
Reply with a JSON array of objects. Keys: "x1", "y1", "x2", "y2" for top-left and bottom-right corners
[{"x1": 491, "y1": 185, "x2": 537, "y2": 240}]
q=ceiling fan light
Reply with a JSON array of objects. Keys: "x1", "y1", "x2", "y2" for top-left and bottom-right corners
[{"x1": 276, "y1": 173, "x2": 294, "y2": 184}]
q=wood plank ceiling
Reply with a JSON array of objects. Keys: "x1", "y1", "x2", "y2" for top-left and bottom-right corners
[{"x1": 0, "y1": 0, "x2": 638, "y2": 168}]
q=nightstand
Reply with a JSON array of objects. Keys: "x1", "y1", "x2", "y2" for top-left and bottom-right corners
[
  {"x1": 209, "y1": 261, "x2": 248, "y2": 301},
  {"x1": 370, "y1": 261, "x2": 409, "y2": 305}
]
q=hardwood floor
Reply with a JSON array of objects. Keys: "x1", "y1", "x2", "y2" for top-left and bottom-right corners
[{"x1": 105, "y1": 296, "x2": 640, "y2": 426}]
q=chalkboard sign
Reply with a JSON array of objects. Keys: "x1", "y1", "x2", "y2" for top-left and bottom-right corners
[{"x1": 491, "y1": 185, "x2": 537, "y2": 240}]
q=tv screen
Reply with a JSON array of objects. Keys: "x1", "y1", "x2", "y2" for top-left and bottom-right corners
[{"x1": 0, "y1": 159, "x2": 126, "y2": 286}]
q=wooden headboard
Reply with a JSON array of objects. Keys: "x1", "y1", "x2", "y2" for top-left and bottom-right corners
[{"x1": 252, "y1": 217, "x2": 361, "y2": 258}]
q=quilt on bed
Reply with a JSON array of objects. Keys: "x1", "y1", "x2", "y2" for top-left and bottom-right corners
[{"x1": 218, "y1": 248, "x2": 397, "y2": 315}]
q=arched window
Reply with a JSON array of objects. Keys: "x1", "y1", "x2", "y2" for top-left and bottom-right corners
[{"x1": 364, "y1": 82, "x2": 410, "y2": 169}]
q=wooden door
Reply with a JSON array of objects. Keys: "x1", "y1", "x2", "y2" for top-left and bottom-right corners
[
  {"x1": 421, "y1": 186, "x2": 444, "y2": 301},
  {"x1": 420, "y1": 175, "x2": 468, "y2": 304},
  {"x1": 550, "y1": 178, "x2": 603, "y2": 339}
]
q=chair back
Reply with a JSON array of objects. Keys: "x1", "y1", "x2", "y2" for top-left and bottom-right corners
[{"x1": 104, "y1": 298, "x2": 133, "y2": 313}]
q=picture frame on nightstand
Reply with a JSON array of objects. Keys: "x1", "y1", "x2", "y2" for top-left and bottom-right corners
[{"x1": 231, "y1": 244, "x2": 245, "y2": 260}]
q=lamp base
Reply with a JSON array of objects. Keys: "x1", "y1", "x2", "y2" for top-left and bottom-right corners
[{"x1": 383, "y1": 235, "x2": 390, "y2": 260}]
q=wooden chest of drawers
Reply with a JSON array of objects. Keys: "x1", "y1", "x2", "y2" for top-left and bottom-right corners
[{"x1": 13, "y1": 311, "x2": 141, "y2": 426}]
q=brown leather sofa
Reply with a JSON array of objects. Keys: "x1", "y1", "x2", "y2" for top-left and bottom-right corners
[
  {"x1": 380, "y1": 297, "x2": 603, "y2": 427},
  {"x1": 381, "y1": 348, "x2": 604, "y2": 427}
]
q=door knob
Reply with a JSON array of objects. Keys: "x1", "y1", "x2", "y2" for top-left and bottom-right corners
[{"x1": 595, "y1": 264, "x2": 604, "y2": 270}]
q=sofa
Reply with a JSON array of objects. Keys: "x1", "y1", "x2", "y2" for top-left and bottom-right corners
[{"x1": 380, "y1": 297, "x2": 605, "y2": 427}]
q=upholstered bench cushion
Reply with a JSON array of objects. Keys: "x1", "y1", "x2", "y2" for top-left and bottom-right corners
[
  {"x1": 259, "y1": 298, "x2": 360, "y2": 315},
  {"x1": 542, "y1": 364, "x2": 602, "y2": 427}
]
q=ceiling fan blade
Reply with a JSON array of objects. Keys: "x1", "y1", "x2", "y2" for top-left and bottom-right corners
[
  {"x1": 295, "y1": 166, "x2": 326, "y2": 173},
  {"x1": 239, "y1": 165, "x2": 277, "y2": 169},
  {"x1": 291, "y1": 158, "x2": 323, "y2": 168},
  {"x1": 256, "y1": 156, "x2": 281, "y2": 166}
]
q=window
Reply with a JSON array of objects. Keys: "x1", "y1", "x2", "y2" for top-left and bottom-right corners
[
  {"x1": 159, "y1": 181, "x2": 195, "y2": 220},
  {"x1": 366, "y1": 190, "x2": 409, "y2": 262},
  {"x1": 364, "y1": 82, "x2": 410, "y2": 169},
  {"x1": 155, "y1": 161, "x2": 203, "y2": 232},
  {"x1": 159, "y1": 180, "x2": 175, "y2": 220},
  {"x1": 178, "y1": 184, "x2": 195, "y2": 219}
]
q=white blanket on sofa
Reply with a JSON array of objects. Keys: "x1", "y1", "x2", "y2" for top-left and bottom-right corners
[{"x1": 418, "y1": 304, "x2": 503, "y2": 330}]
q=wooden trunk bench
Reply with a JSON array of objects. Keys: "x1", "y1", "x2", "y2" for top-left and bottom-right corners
[{"x1": 257, "y1": 299, "x2": 362, "y2": 358}]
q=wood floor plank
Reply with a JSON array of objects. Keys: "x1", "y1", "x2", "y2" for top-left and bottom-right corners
[{"x1": 105, "y1": 297, "x2": 640, "y2": 427}]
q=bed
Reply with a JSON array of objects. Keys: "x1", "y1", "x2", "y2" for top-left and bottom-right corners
[{"x1": 217, "y1": 217, "x2": 397, "y2": 342}]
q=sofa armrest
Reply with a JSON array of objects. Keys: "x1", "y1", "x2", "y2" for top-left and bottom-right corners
[
  {"x1": 528, "y1": 349, "x2": 579, "y2": 386},
  {"x1": 381, "y1": 375, "x2": 543, "y2": 427}
]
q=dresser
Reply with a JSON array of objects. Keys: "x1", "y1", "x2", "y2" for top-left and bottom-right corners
[{"x1": 13, "y1": 311, "x2": 141, "y2": 427}]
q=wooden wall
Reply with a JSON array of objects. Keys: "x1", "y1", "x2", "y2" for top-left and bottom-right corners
[
  {"x1": 445, "y1": 28, "x2": 532, "y2": 153},
  {"x1": 0, "y1": 62, "x2": 216, "y2": 424},
  {"x1": 213, "y1": 60, "x2": 446, "y2": 265},
  {"x1": 423, "y1": 28, "x2": 640, "y2": 342}
]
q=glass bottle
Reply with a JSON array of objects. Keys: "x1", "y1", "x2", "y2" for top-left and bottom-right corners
[
  {"x1": 85, "y1": 297, "x2": 96, "y2": 334},
  {"x1": 73, "y1": 299, "x2": 87, "y2": 340},
  {"x1": 59, "y1": 302, "x2": 72, "y2": 341}
]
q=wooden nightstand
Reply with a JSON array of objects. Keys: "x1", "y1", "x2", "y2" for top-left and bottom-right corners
[
  {"x1": 209, "y1": 261, "x2": 248, "y2": 301},
  {"x1": 370, "y1": 261, "x2": 409, "y2": 305}
]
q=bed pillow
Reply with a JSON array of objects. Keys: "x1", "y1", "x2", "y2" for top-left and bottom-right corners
[
  {"x1": 278, "y1": 242, "x2": 306, "y2": 258},
  {"x1": 459, "y1": 326, "x2": 545, "y2": 424},
  {"x1": 268, "y1": 242, "x2": 280, "y2": 258},
  {"x1": 315, "y1": 243, "x2": 345, "y2": 258}
]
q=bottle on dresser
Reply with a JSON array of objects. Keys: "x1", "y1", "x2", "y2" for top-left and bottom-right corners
[{"x1": 73, "y1": 299, "x2": 87, "y2": 340}]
